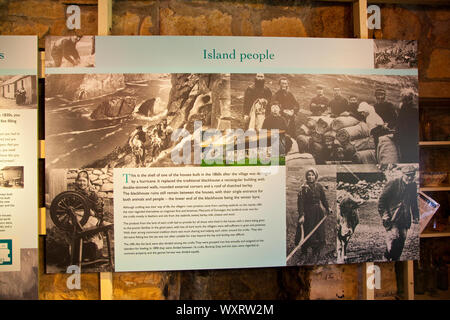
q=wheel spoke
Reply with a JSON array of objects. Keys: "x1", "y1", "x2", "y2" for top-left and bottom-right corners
[
  {"x1": 57, "y1": 201, "x2": 68, "y2": 210},
  {"x1": 67, "y1": 197, "x2": 73, "y2": 207},
  {"x1": 51, "y1": 192, "x2": 88, "y2": 230},
  {"x1": 61, "y1": 215, "x2": 71, "y2": 226},
  {"x1": 68, "y1": 196, "x2": 77, "y2": 207},
  {"x1": 59, "y1": 198, "x2": 69, "y2": 209},
  {"x1": 72, "y1": 203, "x2": 84, "y2": 210}
]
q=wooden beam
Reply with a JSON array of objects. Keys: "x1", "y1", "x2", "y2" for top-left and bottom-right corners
[
  {"x1": 98, "y1": 1, "x2": 114, "y2": 301},
  {"x1": 100, "y1": 272, "x2": 114, "y2": 300},
  {"x1": 38, "y1": 51, "x2": 45, "y2": 79},
  {"x1": 39, "y1": 140, "x2": 45, "y2": 159},
  {"x1": 354, "y1": 2, "x2": 371, "y2": 300},
  {"x1": 353, "y1": 0, "x2": 368, "y2": 39},
  {"x1": 363, "y1": 262, "x2": 375, "y2": 300},
  {"x1": 368, "y1": 0, "x2": 450, "y2": 3},
  {"x1": 98, "y1": 0, "x2": 112, "y2": 36},
  {"x1": 317, "y1": 0, "x2": 450, "y2": 5},
  {"x1": 403, "y1": 261, "x2": 414, "y2": 300},
  {"x1": 39, "y1": 207, "x2": 46, "y2": 235}
]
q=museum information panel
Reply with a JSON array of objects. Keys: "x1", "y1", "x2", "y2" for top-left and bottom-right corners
[
  {"x1": 44, "y1": 36, "x2": 419, "y2": 273},
  {"x1": 0, "y1": 36, "x2": 38, "y2": 299}
]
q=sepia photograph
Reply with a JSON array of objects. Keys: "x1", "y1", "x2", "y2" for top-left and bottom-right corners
[
  {"x1": 45, "y1": 168, "x2": 114, "y2": 273},
  {"x1": 45, "y1": 73, "x2": 172, "y2": 169},
  {"x1": 231, "y1": 73, "x2": 419, "y2": 166},
  {"x1": 45, "y1": 35, "x2": 95, "y2": 68},
  {"x1": 0, "y1": 75, "x2": 37, "y2": 109},
  {"x1": 336, "y1": 163, "x2": 420, "y2": 264},
  {"x1": 0, "y1": 248, "x2": 38, "y2": 300},
  {"x1": 45, "y1": 73, "x2": 237, "y2": 169},
  {"x1": 374, "y1": 39, "x2": 417, "y2": 69},
  {"x1": 0, "y1": 166, "x2": 24, "y2": 188},
  {"x1": 286, "y1": 165, "x2": 337, "y2": 266}
]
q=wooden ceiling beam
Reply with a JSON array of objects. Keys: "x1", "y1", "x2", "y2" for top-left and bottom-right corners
[{"x1": 315, "y1": 0, "x2": 450, "y2": 5}]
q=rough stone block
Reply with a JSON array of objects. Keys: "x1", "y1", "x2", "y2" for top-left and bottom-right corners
[
  {"x1": 97, "y1": 192, "x2": 107, "y2": 198},
  {"x1": 307, "y1": 5, "x2": 352, "y2": 38},
  {"x1": 431, "y1": 20, "x2": 450, "y2": 48},
  {"x1": 101, "y1": 183, "x2": 114, "y2": 192},
  {"x1": 309, "y1": 264, "x2": 359, "y2": 300},
  {"x1": 38, "y1": 237, "x2": 99, "y2": 300},
  {"x1": 140, "y1": 16, "x2": 153, "y2": 35},
  {"x1": 112, "y1": 272, "x2": 179, "y2": 300},
  {"x1": 236, "y1": 9, "x2": 256, "y2": 36},
  {"x1": 426, "y1": 8, "x2": 450, "y2": 22},
  {"x1": 112, "y1": 11, "x2": 140, "y2": 35},
  {"x1": 380, "y1": 6, "x2": 422, "y2": 40},
  {"x1": 375, "y1": 262, "x2": 397, "y2": 300},
  {"x1": 160, "y1": 8, "x2": 232, "y2": 35},
  {"x1": 426, "y1": 49, "x2": 450, "y2": 79},
  {"x1": 67, "y1": 172, "x2": 78, "y2": 179},
  {"x1": 261, "y1": 17, "x2": 307, "y2": 37},
  {"x1": 8, "y1": 0, "x2": 65, "y2": 19},
  {"x1": 420, "y1": 81, "x2": 450, "y2": 98},
  {"x1": 180, "y1": 269, "x2": 285, "y2": 299},
  {"x1": 92, "y1": 179, "x2": 103, "y2": 186}
]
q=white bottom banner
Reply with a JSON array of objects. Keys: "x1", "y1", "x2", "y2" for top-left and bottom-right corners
[{"x1": 114, "y1": 166, "x2": 286, "y2": 271}]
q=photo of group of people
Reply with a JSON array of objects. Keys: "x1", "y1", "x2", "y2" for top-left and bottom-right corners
[
  {"x1": 44, "y1": 69, "x2": 419, "y2": 271},
  {"x1": 374, "y1": 40, "x2": 417, "y2": 69},
  {"x1": 231, "y1": 73, "x2": 419, "y2": 166},
  {"x1": 286, "y1": 163, "x2": 419, "y2": 266},
  {"x1": 45, "y1": 71, "x2": 418, "y2": 171}
]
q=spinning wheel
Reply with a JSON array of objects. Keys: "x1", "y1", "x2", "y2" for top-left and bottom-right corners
[
  {"x1": 50, "y1": 191, "x2": 90, "y2": 232},
  {"x1": 49, "y1": 190, "x2": 114, "y2": 270}
]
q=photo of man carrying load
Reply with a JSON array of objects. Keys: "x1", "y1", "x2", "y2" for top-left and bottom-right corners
[{"x1": 45, "y1": 35, "x2": 95, "y2": 68}]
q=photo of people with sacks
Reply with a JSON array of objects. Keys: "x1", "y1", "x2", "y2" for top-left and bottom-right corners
[{"x1": 232, "y1": 73, "x2": 418, "y2": 167}]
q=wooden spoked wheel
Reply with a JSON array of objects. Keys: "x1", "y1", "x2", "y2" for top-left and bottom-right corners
[{"x1": 50, "y1": 191, "x2": 90, "y2": 232}]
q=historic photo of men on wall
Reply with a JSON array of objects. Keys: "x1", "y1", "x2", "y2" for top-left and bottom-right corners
[
  {"x1": 336, "y1": 163, "x2": 419, "y2": 264},
  {"x1": 231, "y1": 73, "x2": 418, "y2": 166},
  {"x1": 0, "y1": 75, "x2": 37, "y2": 109},
  {"x1": 374, "y1": 40, "x2": 417, "y2": 69},
  {"x1": 45, "y1": 168, "x2": 114, "y2": 273},
  {"x1": 286, "y1": 165, "x2": 337, "y2": 266},
  {"x1": 45, "y1": 35, "x2": 95, "y2": 68}
]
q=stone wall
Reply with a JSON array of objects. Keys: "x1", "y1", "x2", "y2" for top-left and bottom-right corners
[
  {"x1": 66, "y1": 168, "x2": 114, "y2": 199},
  {"x1": 112, "y1": 1, "x2": 352, "y2": 38},
  {"x1": 39, "y1": 237, "x2": 101, "y2": 299},
  {"x1": 0, "y1": 0, "x2": 98, "y2": 48},
  {"x1": 1, "y1": 0, "x2": 449, "y2": 300},
  {"x1": 369, "y1": 5, "x2": 450, "y2": 98},
  {"x1": 1, "y1": 0, "x2": 447, "y2": 96}
]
